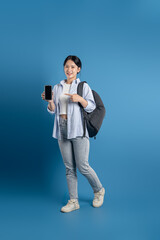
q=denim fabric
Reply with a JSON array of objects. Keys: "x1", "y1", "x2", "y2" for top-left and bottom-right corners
[{"x1": 58, "y1": 116, "x2": 103, "y2": 199}]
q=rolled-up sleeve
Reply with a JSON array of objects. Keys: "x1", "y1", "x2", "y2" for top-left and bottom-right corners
[
  {"x1": 82, "y1": 83, "x2": 96, "y2": 113},
  {"x1": 47, "y1": 85, "x2": 57, "y2": 114}
]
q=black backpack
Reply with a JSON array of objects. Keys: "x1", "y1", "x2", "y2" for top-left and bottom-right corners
[{"x1": 77, "y1": 81, "x2": 106, "y2": 139}]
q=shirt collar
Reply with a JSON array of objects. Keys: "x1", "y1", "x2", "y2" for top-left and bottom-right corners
[{"x1": 60, "y1": 78, "x2": 81, "y2": 86}]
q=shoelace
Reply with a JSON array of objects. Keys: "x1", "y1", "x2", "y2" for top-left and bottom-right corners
[
  {"x1": 67, "y1": 199, "x2": 77, "y2": 205},
  {"x1": 94, "y1": 191, "x2": 103, "y2": 201}
]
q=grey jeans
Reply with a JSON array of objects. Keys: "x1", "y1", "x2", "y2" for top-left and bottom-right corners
[{"x1": 58, "y1": 116, "x2": 103, "y2": 199}]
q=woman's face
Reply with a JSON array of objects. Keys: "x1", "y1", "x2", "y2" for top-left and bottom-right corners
[{"x1": 64, "y1": 60, "x2": 81, "y2": 81}]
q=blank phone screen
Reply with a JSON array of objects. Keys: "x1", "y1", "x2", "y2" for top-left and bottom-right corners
[{"x1": 45, "y1": 85, "x2": 52, "y2": 100}]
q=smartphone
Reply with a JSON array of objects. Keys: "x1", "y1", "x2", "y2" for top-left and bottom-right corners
[{"x1": 45, "y1": 85, "x2": 52, "y2": 100}]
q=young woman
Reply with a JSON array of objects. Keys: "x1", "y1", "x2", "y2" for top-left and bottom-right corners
[{"x1": 41, "y1": 55, "x2": 105, "y2": 213}]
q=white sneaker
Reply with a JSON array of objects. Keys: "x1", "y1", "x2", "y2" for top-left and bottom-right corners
[
  {"x1": 61, "y1": 199, "x2": 80, "y2": 213},
  {"x1": 93, "y1": 187, "x2": 105, "y2": 208}
]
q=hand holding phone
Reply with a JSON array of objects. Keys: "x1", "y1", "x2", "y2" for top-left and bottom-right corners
[{"x1": 41, "y1": 85, "x2": 53, "y2": 102}]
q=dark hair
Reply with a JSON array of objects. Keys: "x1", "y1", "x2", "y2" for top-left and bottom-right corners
[{"x1": 63, "y1": 55, "x2": 82, "y2": 74}]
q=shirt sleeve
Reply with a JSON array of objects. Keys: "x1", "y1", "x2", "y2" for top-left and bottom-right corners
[
  {"x1": 82, "y1": 83, "x2": 96, "y2": 113},
  {"x1": 47, "y1": 85, "x2": 57, "y2": 114}
]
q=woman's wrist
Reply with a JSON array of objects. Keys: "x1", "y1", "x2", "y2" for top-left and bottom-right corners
[
  {"x1": 79, "y1": 97, "x2": 88, "y2": 108},
  {"x1": 48, "y1": 101, "x2": 55, "y2": 111}
]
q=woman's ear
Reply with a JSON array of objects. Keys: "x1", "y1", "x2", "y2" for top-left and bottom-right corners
[{"x1": 77, "y1": 67, "x2": 81, "y2": 73}]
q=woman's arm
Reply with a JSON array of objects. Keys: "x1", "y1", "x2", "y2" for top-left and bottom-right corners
[
  {"x1": 78, "y1": 97, "x2": 88, "y2": 108},
  {"x1": 82, "y1": 83, "x2": 96, "y2": 113},
  {"x1": 48, "y1": 101, "x2": 55, "y2": 111},
  {"x1": 64, "y1": 83, "x2": 96, "y2": 112}
]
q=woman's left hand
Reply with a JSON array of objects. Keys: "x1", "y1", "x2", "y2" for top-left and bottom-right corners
[{"x1": 64, "y1": 93, "x2": 82, "y2": 103}]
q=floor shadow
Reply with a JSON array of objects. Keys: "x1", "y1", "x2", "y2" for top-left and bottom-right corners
[{"x1": 78, "y1": 196, "x2": 92, "y2": 205}]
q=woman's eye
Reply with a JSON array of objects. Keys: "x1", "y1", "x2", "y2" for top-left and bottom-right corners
[{"x1": 65, "y1": 66, "x2": 75, "y2": 69}]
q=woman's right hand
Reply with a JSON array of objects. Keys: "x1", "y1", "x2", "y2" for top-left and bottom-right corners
[{"x1": 41, "y1": 91, "x2": 54, "y2": 103}]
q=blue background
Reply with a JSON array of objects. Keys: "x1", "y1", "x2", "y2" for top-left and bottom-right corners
[{"x1": 1, "y1": 0, "x2": 160, "y2": 239}]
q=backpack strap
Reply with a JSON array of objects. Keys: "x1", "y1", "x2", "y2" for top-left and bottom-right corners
[
  {"x1": 77, "y1": 81, "x2": 87, "y2": 137},
  {"x1": 77, "y1": 81, "x2": 87, "y2": 106}
]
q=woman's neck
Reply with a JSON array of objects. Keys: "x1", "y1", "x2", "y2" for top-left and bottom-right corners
[{"x1": 65, "y1": 78, "x2": 76, "y2": 84}]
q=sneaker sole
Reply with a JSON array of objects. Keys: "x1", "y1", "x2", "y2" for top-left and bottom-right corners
[{"x1": 60, "y1": 205, "x2": 80, "y2": 213}]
